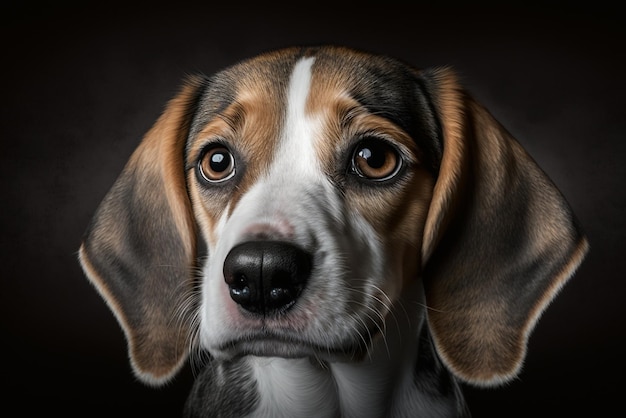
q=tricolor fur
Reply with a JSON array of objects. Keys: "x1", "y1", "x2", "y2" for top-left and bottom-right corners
[{"x1": 79, "y1": 46, "x2": 588, "y2": 417}]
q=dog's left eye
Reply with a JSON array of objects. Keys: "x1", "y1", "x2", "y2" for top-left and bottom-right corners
[
  {"x1": 351, "y1": 137, "x2": 401, "y2": 181},
  {"x1": 198, "y1": 145, "x2": 236, "y2": 183}
]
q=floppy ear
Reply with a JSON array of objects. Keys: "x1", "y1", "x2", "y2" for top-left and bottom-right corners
[
  {"x1": 78, "y1": 77, "x2": 205, "y2": 385},
  {"x1": 419, "y1": 68, "x2": 588, "y2": 386}
]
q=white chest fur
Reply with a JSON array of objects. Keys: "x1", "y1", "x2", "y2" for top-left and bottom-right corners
[
  {"x1": 249, "y1": 357, "x2": 339, "y2": 418},
  {"x1": 248, "y1": 355, "x2": 409, "y2": 418},
  {"x1": 245, "y1": 304, "x2": 425, "y2": 418}
]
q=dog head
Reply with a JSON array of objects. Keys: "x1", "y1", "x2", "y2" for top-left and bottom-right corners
[{"x1": 79, "y1": 46, "x2": 587, "y2": 387}]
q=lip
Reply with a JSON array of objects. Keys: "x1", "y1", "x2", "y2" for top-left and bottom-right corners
[
  {"x1": 225, "y1": 337, "x2": 319, "y2": 359},
  {"x1": 216, "y1": 332, "x2": 371, "y2": 362}
]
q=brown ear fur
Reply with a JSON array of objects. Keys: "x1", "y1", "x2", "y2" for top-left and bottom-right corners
[
  {"x1": 78, "y1": 77, "x2": 204, "y2": 385},
  {"x1": 420, "y1": 68, "x2": 588, "y2": 386}
]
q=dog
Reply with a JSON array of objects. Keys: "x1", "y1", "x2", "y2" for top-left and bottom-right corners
[{"x1": 78, "y1": 46, "x2": 588, "y2": 417}]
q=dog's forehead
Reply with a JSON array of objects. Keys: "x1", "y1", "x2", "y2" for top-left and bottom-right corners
[
  {"x1": 192, "y1": 47, "x2": 426, "y2": 131},
  {"x1": 186, "y1": 47, "x2": 441, "y2": 175}
]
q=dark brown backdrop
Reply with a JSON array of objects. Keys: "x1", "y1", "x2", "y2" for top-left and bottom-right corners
[{"x1": 2, "y1": 4, "x2": 624, "y2": 416}]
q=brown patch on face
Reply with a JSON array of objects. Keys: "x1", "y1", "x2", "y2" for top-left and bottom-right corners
[
  {"x1": 187, "y1": 59, "x2": 290, "y2": 247},
  {"x1": 306, "y1": 62, "x2": 436, "y2": 289}
]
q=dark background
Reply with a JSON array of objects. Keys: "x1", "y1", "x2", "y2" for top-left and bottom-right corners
[{"x1": 2, "y1": 4, "x2": 624, "y2": 417}]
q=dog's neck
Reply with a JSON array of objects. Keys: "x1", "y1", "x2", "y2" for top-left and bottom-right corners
[
  {"x1": 249, "y1": 312, "x2": 421, "y2": 418},
  {"x1": 185, "y1": 289, "x2": 467, "y2": 418}
]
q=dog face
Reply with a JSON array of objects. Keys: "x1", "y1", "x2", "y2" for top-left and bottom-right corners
[
  {"x1": 188, "y1": 52, "x2": 436, "y2": 362},
  {"x1": 79, "y1": 46, "x2": 587, "y2": 387}
]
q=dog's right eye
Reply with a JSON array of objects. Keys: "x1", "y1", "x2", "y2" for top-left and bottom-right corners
[{"x1": 197, "y1": 145, "x2": 236, "y2": 183}]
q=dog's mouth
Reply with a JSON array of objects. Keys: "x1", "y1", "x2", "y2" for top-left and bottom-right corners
[{"x1": 215, "y1": 330, "x2": 374, "y2": 362}]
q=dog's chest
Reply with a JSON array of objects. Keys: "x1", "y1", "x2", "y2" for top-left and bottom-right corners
[
  {"x1": 251, "y1": 357, "x2": 339, "y2": 417},
  {"x1": 185, "y1": 356, "x2": 402, "y2": 418}
]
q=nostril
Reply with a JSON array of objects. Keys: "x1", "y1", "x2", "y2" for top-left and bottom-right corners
[
  {"x1": 267, "y1": 273, "x2": 300, "y2": 308},
  {"x1": 223, "y1": 241, "x2": 312, "y2": 315},
  {"x1": 223, "y1": 252, "x2": 262, "y2": 312},
  {"x1": 228, "y1": 273, "x2": 251, "y2": 305}
]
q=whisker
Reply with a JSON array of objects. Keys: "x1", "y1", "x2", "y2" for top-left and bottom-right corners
[
  {"x1": 347, "y1": 312, "x2": 373, "y2": 361},
  {"x1": 349, "y1": 281, "x2": 397, "y2": 334},
  {"x1": 409, "y1": 300, "x2": 448, "y2": 313}
]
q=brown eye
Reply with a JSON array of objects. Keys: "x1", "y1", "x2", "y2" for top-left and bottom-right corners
[
  {"x1": 198, "y1": 145, "x2": 235, "y2": 183},
  {"x1": 351, "y1": 138, "x2": 401, "y2": 181}
]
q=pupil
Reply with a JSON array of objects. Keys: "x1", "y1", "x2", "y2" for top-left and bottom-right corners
[
  {"x1": 210, "y1": 152, "x2": 229, "y2": 172},
  {"x1": 359, "y1": 146, "x2": 385, "y2": 168}
]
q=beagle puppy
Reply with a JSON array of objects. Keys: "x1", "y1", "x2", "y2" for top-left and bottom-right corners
[{"x1": 79, "y1": 46, "x2": 588, "y2": 417}]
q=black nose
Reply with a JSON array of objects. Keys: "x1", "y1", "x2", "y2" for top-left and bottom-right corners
[{"x1": 223, "y1": 241, "x2": 312, "y2": 315}]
